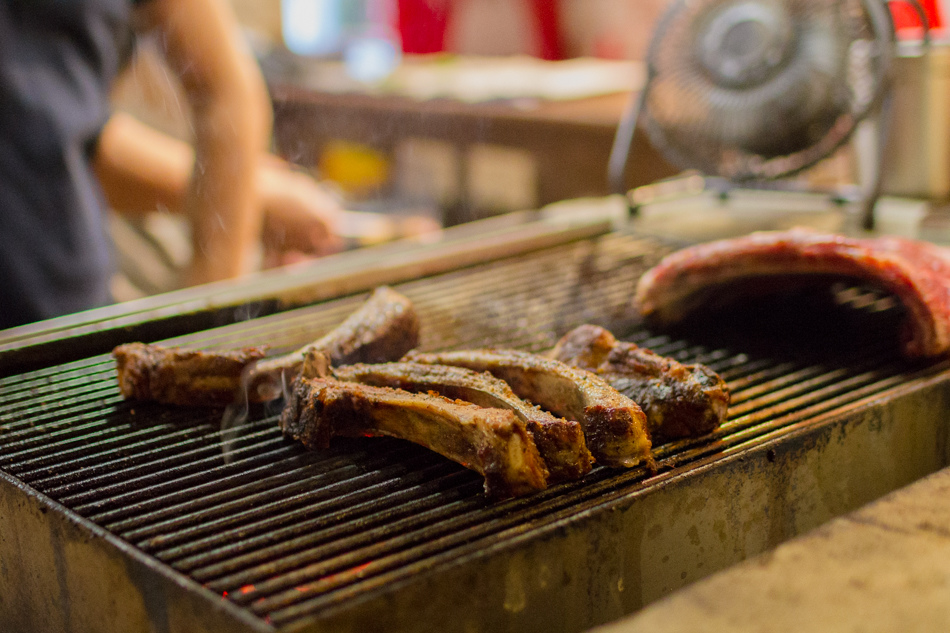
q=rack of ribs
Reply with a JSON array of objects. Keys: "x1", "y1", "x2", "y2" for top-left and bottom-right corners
[
  {"x1": 113, "y1": 286, "x2": 419, "y2": 406},
  {"x1": 549, "y1": 325, "x2": 729, "y2": 441},
  {"x1": 280, "y1": 376, "x2": 549, "y2": 498},
  {"x1": 404, "y1": 349, "x2": 652, "y2": 469},
  {"x1": 635, "y1": 228, "x2": 950, "y2": 358},
  {"x1": 331, "y1": 361, "x2": 594, "y2": 482}
]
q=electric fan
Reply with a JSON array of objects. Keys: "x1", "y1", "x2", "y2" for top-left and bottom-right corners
[{"x1": 609, "y1": 0, "x2": 928, "y2": 229}]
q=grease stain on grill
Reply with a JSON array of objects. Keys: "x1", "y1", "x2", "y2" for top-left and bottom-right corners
[{"x1": 0, "y1": 232, "x2": 943, "y2": 630}]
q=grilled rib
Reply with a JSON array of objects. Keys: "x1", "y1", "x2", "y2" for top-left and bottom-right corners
[
  {"x1": 280, "y1": 376, "x2": 549, "y2": 498},
  {"x1": 113, "y1": 344, "x2": 267, "y2": 407},
  {"x1": 549, "y1": 325, "x2": 729, "y2": 441},
  {"x1": 332, "y1": 362, "x2": 594, "y2": 482},
  {"x1": 635, "y1": 228, "x2": 950, "y2": 358},
  {"x1": 404, "y1": 349, "x2": 652, "y2": 468},
  {"x1": 245, "y1": 286, "x2": 420, "y2": 401},
  {"x1": 112, "y1": 286, "x2": 419, "y2": 406}
]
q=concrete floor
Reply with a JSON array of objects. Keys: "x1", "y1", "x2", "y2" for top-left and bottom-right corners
[{"x1": 593, "y1": 466, "x2": 950, "y2": 633}]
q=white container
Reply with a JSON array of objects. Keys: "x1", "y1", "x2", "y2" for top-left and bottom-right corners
[{"x1": 879, "y1": 40, "x2": 950, "y2": 200}]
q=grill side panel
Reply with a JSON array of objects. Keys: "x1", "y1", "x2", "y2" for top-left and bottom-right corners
[{"x1": 0, "y1": 472, "x2": 271, "y2": 633}]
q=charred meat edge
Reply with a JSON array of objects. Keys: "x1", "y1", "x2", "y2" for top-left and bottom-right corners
[
  {"x1": 549, "y1": 325, "x2": 730, "y2": 441},
  {"x1": 112, "y1": 286, "x2": 419, "y2": 406},
  {"x1": 280, "y1": 377, "x2": 548, "y2": 498},
  {"x1": 404, "y1": 349, "x2": 652, "y2": 468},
  {"x1": 332, "y1": 361, "x2": 594, "y2": 482},
  {"x1": 635, "y1": 228, "x2": 950, "y2": 358}
]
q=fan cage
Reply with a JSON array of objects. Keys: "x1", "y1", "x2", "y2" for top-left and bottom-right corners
[{"x1": 640, "y1": 0, "x2": 896, "y2": 182}]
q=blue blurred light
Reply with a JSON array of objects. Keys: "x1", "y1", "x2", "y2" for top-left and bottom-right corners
[
  {"x1": 281, "y1": 0, "x2": 342, "y2": 56},
  {"x1": 344, "y1": 36, "x2": 401, "y2": 83}
]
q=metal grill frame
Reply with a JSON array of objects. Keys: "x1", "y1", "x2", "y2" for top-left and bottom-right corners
[
  {"x1": 3, "y1": 373, "x2": 949, "y2": 633},
  {"x1": 2, "y1": 222, "x2": 950, "y2": 633}
]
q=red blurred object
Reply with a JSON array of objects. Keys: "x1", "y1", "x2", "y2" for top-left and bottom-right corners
[
  {"x1": 398, "y1": 0, "x2": 451, "y2": 54},
  {"x1": 529, "y1": 0, "x2": 564, "y2": 60},
  {"x1": 890, "y1": 0, "x2": 942, "y2": 33},
  {"x1": 397, "y1": 0, "x2": 564, "y2": 59}
]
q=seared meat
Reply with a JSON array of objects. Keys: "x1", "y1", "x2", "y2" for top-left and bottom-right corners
[
  {"x1": 549, "y1": 325, "x2": 729, "y2": 441},
  {"x1": 113, "y1": 344, "x2": 267, "y2": 407},
  {"x1": 280, "y1": 376, "x2": 549, "y2": 498},
  {"x1": 332, "y1": 362, "x2": 594, "y2": 482},
  {"x1": 635, "y1": 228, "x2": 950, "y2": 358},
  {"x1": 113, "y1": 286, "x2": 419, "y2": 406},
  {"x1": 246, "y1": 286, "x2": 420, "y2": 401},
  {"x1": 405, "y1": 349, "x2": 652, "y2": 468}
]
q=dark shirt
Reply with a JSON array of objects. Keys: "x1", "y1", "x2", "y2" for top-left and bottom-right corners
[{"x1": 0, "y1": 0, "x2": 141, "y2": 330}]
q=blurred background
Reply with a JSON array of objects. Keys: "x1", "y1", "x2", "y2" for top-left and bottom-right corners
[
  {"x1": 109, "y1": 0, "x2": 948, "y2": 300},
  {"x1": 108, "y1": 0, "x2": 673, "y2": 299}
]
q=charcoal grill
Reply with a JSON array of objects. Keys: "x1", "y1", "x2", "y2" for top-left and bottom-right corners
[{"x1": 2, "y1": 217, "x2": 950, "y2": 633}]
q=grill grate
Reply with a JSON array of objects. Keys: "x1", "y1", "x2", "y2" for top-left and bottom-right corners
[{"x1": 0, "y1": 231, "x2": 944, "y2": 629}]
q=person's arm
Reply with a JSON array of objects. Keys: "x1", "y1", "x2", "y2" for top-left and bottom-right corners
[
  {"x1": 95, "y1": 112, "x2": 343, "y2": 262},
  {"x1": 133, "y1": 0, "x2": 269, "y2": 285},
  {"x1": 94, "y1": 111, "x2": 191, "y2": 214}
]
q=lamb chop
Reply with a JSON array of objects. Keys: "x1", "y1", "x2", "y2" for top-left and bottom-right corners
[
  {"x1": 331, "y1": 361, "x2": 594, "y2": 482},
  {"x1": 549, "y1": 325, "x2": 729, "y2": 441},
  {"x1": 113, "y1": 286, "x2": 419, "y2": 406},
  {"x1": 280, "y1": 376, "x2": 549, "y2": 498},
  {"x1": 404, "y1": 349, "x2": 653, "y2": 468},
  {"x1": 635, "y1": 228, "x2": 950, "y2": 358}
]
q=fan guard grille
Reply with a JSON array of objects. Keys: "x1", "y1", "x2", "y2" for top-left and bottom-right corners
[{"x1": 641, "y1": 0, "x2": 894, "y2": 181}]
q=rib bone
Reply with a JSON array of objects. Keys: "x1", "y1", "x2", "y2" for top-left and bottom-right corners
[
  {"x1": 405, "y1": 349, "x2": 652, "y2": 468},
  {"x1": 549, "y1": 325, "x2": 729, "y2": 441},
  {"x1": 280, "y1": 376, "x2": 549, "y2": 498},
  {"x1": 113, "y1": 286, "x2": 419, "y2": 406},
  {"x1": 332, "y1": 361, "x2": 594, "y2": 482}
]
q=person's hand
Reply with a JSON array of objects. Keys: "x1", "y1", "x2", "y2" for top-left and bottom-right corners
[{"x1": 258, "y1": 161, "x2": 344, "y2": 268}]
